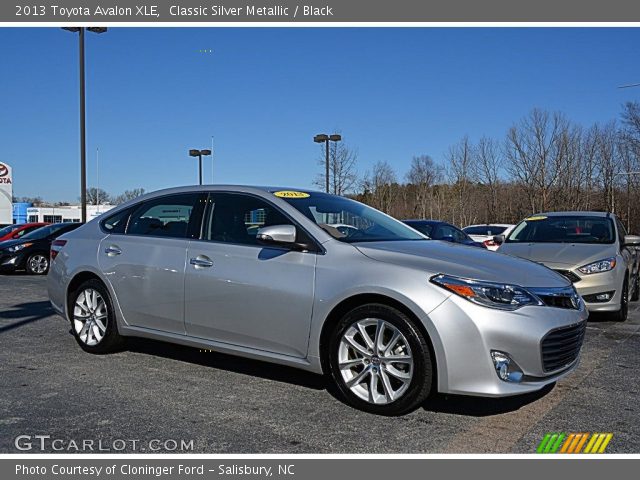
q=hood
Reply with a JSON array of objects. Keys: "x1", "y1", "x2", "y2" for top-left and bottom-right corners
[
  {"x1": 499, "y1": 242, "x2": 615, "y2": 268},
  {"x1": 355, "y1": 240, "x2": 570, "y2": 288}
]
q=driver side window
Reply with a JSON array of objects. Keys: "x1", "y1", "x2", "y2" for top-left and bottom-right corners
[{"x1": 204, "y1": 193, "x2": 307, "y2": 246}]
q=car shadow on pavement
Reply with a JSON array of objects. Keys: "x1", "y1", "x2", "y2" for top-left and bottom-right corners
[
  {"x1": 125, "y1": 337, "x2": 328, "y2": 391},
  {"x1": 0, "y1": 301, "x2": 53, "y2": 333},
  {"x1": 421, "y1": 383, "x2": 555, "y2": 417}
]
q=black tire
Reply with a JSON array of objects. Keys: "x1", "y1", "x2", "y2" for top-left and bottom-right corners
[
  {"x1": 69, "y1": 279, "x2": 125, "y2": 354},
  {"x1": 631, "y1": 273, "x2": 640, "y2": 302},
  {"x1": 610, "y1": 277, "x2": 629, "y2": 322},
  {"x1": 25, "y1": 253, "x2": 49, "y2": 275},
  {"x1": 328, "y1": 303, "x2": 433, "y2": 416}
]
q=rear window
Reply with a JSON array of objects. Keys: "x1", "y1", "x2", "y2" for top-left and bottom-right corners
[
  {"x1": 463, "y1": 225, "x2": 508, "y2": 236},
  {"x1": 507, "y1": 216, "x2": 615, "y2": 244}
]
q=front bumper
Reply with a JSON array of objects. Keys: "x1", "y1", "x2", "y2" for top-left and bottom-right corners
[
  {"x1": 428, "y1": 294, "x2": 588, "y2": 397},
  {"x1": 554, "y1": 267, "x2": 624, "y2": 312},
  {"x1": 0, "y1": 252, "x2": 24, "y2": 272}
]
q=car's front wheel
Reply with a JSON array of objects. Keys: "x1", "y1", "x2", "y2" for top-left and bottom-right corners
[
  {"x1": 611, "y1": 277, "x2": 629, "y2": 322},
  {"x1": 328, "y1": 303, "x2": 433, "y2": 415},
  {"x1": 70, "y1": 279, "x2": 125, "y2": 353}
]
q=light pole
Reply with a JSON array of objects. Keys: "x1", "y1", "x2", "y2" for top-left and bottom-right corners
[
  {"x1": 62, "y1": 27, "x2": 107, "y2": 223},
  {"x1": 189, "y1": 149, "x2": 212, "y2": 185},
  {"x1": 314, "y1": 133, "x2": 341, "y2": 193}
]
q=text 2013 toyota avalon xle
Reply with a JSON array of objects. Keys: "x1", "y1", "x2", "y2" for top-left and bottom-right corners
[{"x1": 48, "y1": 186, "x2": 587, "y2": 415}]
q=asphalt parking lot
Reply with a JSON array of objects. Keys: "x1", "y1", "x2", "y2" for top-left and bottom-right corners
[{"x1": 1, "y1": 274, "x2": 639, "y2": 454}]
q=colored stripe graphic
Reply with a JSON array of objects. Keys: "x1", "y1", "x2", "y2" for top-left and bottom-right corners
[{"x1": 537, "y1": 433, "x2": 613, "y2": 454}]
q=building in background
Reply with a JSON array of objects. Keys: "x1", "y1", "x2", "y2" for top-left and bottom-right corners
[
  {"x1": 12, "y1": 202, "x2": 32, "y2": 224},
  {"x1": 0, "y1": 162, "x2": 12, "y2": 224},
  {"x1": 26, "y1": 204, "x2": 115, "y2": 223}
]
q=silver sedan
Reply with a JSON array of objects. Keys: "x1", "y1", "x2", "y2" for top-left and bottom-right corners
[{"x1": 48, "y1": 186, "x2": 588, "y2": 415}]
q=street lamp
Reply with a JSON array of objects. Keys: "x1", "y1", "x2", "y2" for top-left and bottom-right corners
[
  {"x1": 189, "y1": 149, "x2": 212, "y2": 185},
  {"x1": 314, "y1": 133, "x2": 342, "y2": 193},
  {"x1": 62, "y1": 27, "x2": 107, "y2": 223}
]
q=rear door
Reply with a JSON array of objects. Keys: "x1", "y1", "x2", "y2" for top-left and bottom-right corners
[
  {"x1": 98, "y1": 193, "x2": 206, "y2": 334},
  {"x1": 184, "y1": 192, "x2": 317, "y2": 357}
]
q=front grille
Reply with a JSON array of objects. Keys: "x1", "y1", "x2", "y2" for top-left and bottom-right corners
[
  {"x1": 538, "y1": 294, "x2": 579, "y2": 310},
  {"x1": 541, "y1": 322, "x2": 586, "y2": 372},
  {"x1": 554, "y1": 269, "x2": 581, "y2": 283}
]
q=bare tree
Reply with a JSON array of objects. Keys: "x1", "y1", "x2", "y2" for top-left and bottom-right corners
[
  {"x1": 473, "y1": 136, "x2": 502, "y2": 222},
  {"x1": 446, "y1": 135, "x2": 475, "y2": 226},
  {"x1": 314, "y1": 141, "x2": 359, "y2": 195},
  {"x1": 406, "y1": 155, "x2": 441, "y2": 219},
  {"x1": 113, "y1": 188, "x2": 146, "y2": 205},
  {"x1": 85, "y1": 187, "x2": 112, "y2": 205},
  {"x1": 362, "y1": 161, "x2": 397, "y2": 213}
]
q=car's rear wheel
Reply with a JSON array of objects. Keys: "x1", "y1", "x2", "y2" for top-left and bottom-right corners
[
  {"x1": 328, "y1": 303, "x2": 433, "y2": 416},
  {"x1": 610, "y1": 277, "x2": 629, "y2": 322},
  {"x1": 26, "y1": 253, "x2": 49, "y2": 275},
  {"x1": 70, "y1": 279, "x2": 125, "y2": 353},
  {"x1": 631, "y1": 272, "x2": 640, "y2": 302}
]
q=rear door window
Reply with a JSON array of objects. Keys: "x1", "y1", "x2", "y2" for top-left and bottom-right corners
[{"x1": 127, "y1": 193, "x2": 205, "y2": 239}]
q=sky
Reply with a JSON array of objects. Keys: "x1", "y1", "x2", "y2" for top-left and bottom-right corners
[{"x1": 1, "y1": 27, "x2": 640, "y2": 202}]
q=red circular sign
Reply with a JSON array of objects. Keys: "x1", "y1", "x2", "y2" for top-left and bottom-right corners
[{"x1": 0, "y1": 164, "x2": 8, "y2": 177}]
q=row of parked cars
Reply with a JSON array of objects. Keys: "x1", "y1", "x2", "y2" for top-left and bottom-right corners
[
  {"x1": 0, "y1": 222, "x2": 82, "y2": 275},
  {"x1": 42, "y1": 185, "x2": 640, "y2": 415}
]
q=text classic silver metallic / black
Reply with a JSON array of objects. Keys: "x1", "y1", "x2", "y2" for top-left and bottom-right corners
[{"x1": 48, "y1": 186, "x2": 588, "y2": 415}]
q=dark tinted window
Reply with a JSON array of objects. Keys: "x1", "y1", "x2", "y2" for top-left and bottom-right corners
[
  {"x1": 127, "y1": 193, "x2": 203, "y2": 239},
  {"x1": 507, "y1": 216, "x2": 615, "y2": 244},
  {"x1": 438, "y1": 224, "x2": 467, "y2": 242},
  {"x1": 102, "y1": 207, "x2": 133, "y2": 234},
  {"x1": 0, "y1": 225, "x2": 20, "y2": 236},
  {"x1": 403, "y1": 222, "x2": 434, "y2": 238},
  {"x1": 22, "y1": 223, "x2": 78, "y2": 241},
  {"x1": 205, "y1": 193, "x2": 305, "y2": 246}
]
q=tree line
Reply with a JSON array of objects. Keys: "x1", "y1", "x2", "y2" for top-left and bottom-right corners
[{"x1": 321, "y1": 102, "x2": 640, "y2": 232}]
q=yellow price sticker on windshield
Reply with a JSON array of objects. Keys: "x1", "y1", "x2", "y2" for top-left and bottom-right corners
[
  {"x1": 526, "y1": 216, "x2": 547, "y2": 221},
  {"x1": 273, "y1": 191, "x2": 310, "y2": 199}
]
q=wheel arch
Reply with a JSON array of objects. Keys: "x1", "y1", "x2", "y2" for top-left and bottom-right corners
[
  {"x1": 318, "y1": 293, "x2": 440, "y2": 391},
  {"x1": 65, "y1": 271, "x2": 108, "y2": 321}
]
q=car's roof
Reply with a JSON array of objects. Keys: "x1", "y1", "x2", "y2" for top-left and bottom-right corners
[
  {"x1": 464, "y1": 223, "x2": 514, "y2": 228},
  {"x1": 403, "y1": 219, "x2": 447, "y2": 225},
  {"x1": 534, "y1": 211, "x2": 612, "y2": 217}
]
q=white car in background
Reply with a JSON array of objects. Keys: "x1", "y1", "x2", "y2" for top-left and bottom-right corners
[{"x1": 463, "y1": 224, "x2": 515, "y2": 251}]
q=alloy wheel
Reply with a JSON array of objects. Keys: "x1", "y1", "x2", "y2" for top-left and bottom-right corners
[
  {"x1": 28, "y1": 255, "x2": 48, "y2": 274},
  {"x1": 337, "y1": 318, "x2": 414, "y2": 405},
  {"x1": 73, "y1": 289, "x2": 108, "y2": 346}
]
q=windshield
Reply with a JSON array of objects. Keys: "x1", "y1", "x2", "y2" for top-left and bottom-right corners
[
  {"x1": 506, "y1": 215, "x2": 615, "y2": 244},
  {"x1": 21, "y1": 223, "x2": 71, "y2": 241},
  {"x1": 0, "y1": 225, "x2": 20, "y2": 237},
  {"x1": 278, "y1": 192, "x2": 425, "y2": 243}
]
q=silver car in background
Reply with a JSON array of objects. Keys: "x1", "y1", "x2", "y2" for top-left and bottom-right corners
[
  {"x1": 48, "y1": 186, "x2": 588, "y2": 415},
  {"x1": 497, "y1": 212, "x2": 640, "y2": 322}
]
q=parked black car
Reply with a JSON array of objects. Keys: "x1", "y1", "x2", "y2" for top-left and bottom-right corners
[
  {"x1": 0, "y1": 222, "x2": 82, "y2": 275},
  {"x1": 402, "y1": 220, "x2": 486, "y2": 248}
]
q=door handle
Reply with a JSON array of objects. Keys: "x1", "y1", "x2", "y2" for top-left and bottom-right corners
[
  {"x1": 190, "y1": 256, "x2": 213, "y2": 268},
  {"x1": 104, "y1": 245, "x2": 122, "y2": 256}
]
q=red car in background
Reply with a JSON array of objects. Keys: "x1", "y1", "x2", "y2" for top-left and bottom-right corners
[{"x1": 0, "y1": 223, "x2": 49, "y2": 243}]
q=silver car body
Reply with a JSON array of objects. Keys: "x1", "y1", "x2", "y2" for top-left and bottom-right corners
[
  {"x1": 48, "y1": 186, "x2": 588, "y2": 398},
  {"x1": 499, "y1": 211, "x2": 639, "y2": 313}
]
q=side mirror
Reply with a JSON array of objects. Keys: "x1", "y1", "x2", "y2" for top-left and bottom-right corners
[
  {"x1": 493, "y1": 234, "x2": 506, "y2": 245},
  {"x1": 256, "y1": 224, "x2": 297, "y2": 246},
  {"x1": 624, "y1": 234, "x2": 640, "y2": 247}
]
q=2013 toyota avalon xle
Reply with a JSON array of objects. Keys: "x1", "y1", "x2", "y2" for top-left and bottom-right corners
[{"x1": 48, "y1": 186, "x2": 588, "y2": 415}]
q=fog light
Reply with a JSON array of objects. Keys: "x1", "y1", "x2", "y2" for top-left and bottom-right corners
[
  {"x1": 490, "y1": 350, "x2": 524, "y2": 383},
  {"x1": 596, "y1": 293, "x2": 611, "y2": 301}
]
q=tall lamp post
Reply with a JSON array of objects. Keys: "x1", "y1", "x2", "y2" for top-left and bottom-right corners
[
  {"x1": 314, "y1": 134, "x2": 341, "y2": 193},
  {"x1": 62, "y1": 27, "x2": 107, "y2": 223},
  {"x1": 189, "y1": 149, "x2": 212, "y2": 185}
]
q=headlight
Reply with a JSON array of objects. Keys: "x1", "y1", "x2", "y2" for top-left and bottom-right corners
[
  {"x1": 578, "y1": 257, "x2": 616, "y2": 275},
  {"x1": 7, "y1": 243, "x2": 32, "y2": 253},
  {"x1": 430, "y1": 274, "x2": 542, "y2": 310}
]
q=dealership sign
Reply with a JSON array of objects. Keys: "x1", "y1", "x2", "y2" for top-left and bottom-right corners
[{"x1": 0, "y1": 162, "x2": 13, "y2": 224}]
